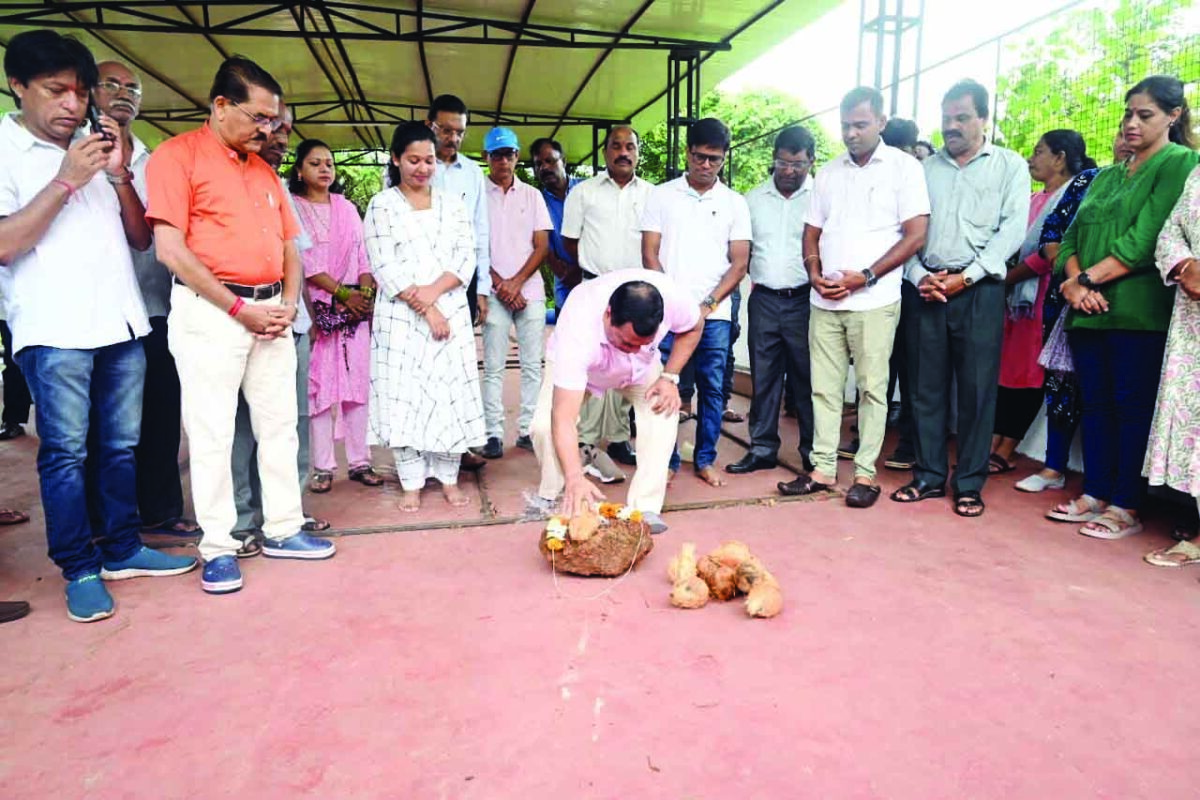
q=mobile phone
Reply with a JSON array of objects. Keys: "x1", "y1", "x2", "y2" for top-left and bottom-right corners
[{"x1": 86, "y1": 100, "x2": 113, "y2": 141}]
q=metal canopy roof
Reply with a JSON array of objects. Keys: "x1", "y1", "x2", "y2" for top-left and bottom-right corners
[{"x1": 0, "y1": 0, "x2": 839, "y2": 161}]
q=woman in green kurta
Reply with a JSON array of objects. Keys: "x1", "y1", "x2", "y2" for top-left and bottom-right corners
[{"x1": 1045, "y1": 75, "x2": 1198, "y2": 539}]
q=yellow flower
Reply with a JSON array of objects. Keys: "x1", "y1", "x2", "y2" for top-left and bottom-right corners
[{"x1": 546, "y1": 537, "x2": 565, "y2": 551}]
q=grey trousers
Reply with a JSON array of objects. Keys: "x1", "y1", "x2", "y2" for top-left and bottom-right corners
[
  {"x1": 904, "y1": 279, "x2": 1004, "y2": 494},
  {"x1": 233, "y1": 331, "x2": 310, "y2": 533},
  {"x1": 746, "y1": 287, "x2": 813, "y2": 463}
]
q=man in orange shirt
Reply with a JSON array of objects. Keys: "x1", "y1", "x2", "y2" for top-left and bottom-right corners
[{"x1": 146, "y1": 56, "x2": 335, "y2": 595}]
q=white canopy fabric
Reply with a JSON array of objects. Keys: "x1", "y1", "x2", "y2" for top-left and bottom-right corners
[{"x1": 0, "y1": 0, "x2": 838, "y2": 161}]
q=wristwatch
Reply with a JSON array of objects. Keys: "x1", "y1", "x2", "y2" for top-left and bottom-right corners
[
  {"x1": 702, "y1": 294, "x2": 718, "y2": 311},
  {"x1": 660, "y1": 371, "x2": 680, "y2": 385},
  {"x1": 860, "y1": 268, "x2": 878, "y2": 288},
  {"x1": 1078, "y1": 271, "x2": 1097, "y2": 290},
  {"x1": 962, "y1": 274, "x2": 975, "y2": 287}
]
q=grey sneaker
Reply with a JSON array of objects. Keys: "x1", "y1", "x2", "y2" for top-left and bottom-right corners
[
  {"x1": 581, "y1": 444, "x2": 626, "y2": 484},
  {"x1": 641, "y1": 511, "x2": 668, "y2": 535}
]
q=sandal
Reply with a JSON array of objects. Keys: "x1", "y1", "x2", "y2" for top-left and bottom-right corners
[
  {"x1": 302, "y1": 516, "x2": 331, "y2": 532},
  {"x1": 0, "y1": 508, "x2": 30, "y2": 526},
  {"x1": 1046, "y1": 494, "x2": 1106, "y2": 523},
  {"x1": 348, "y1": 466, "x2": 384, "y2": 487},
  {"x1": 721, "y1": 409, "x2": 745, "y2": 423},
  {"x1": 954, "y1": 491, "x2": 986, "y2": 518},
  {"x1": 1079, "y1": 507, "x2": 1143, "y2": 540},
  {"x1": 236, "y1": 537, "x2": 262, "y2": 559},
  {"x1": 889, "y1": 480, "x2": 946, "y2": 503},
  {"x1": 987, "y1": 453, "x2": 1015, "y2": 474},
  {"x1": 309, "y1": 470, "x2": 333, "y2": 494},
  {"x1": 141, "y1": 516, "x2": 201, "y2": 535},
  {"x1": 1144, "y1": 539, "x2": 1200, "y2": 567}
]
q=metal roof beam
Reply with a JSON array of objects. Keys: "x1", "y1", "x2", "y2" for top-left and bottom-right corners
[{"x1": 0, "y1": 1, "x2": 732, "y2": 50}]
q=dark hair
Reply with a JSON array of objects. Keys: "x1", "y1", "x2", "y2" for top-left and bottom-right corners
[
  {"x1": 608, "y1": 281, "x2": 664, "y2": 337},
  {"x1": 287, "y1": 139, "x2": 345, "y2": 195},
  {"x1": 686, "y1": 117, "x2": 731, "y2": 151},
  {"x1": 209, "y1": 55, "x2": 282, "y2": 104},
  {"x1": 427, "y1": 94, "x2": 468, "y2": 121},
  {"x1": 386, "y1": 121, "x2": 437, "y2": 187},
  {"x1": 1125, "y1": 75, "x2": 1195, "y2": 149},
  {"x1": 942, "y1": 79, "x2": 990, "y2": 119},
  {"x1": 915, "y1": 140, "x2": 935, "y2": 155},
  {"x1": 773, "y1": 126, "x2": 816, "y2": 159},
  {"x1": 4, "y1": 30, "x2": 98, "y2": 108},
  {"x1": 882, "y1": 118, "x2": 919, "y2": 149},
  {"x1": 840, "y1": 86, "x2": 884, "y2": 117},
  {"x1": 1039, "y1": 129, "x2": 1098, "y2": 175},
  {"x1": 530, "y1": 137, "x2": 564, "y2": 161},
  {"x1": 603, "y1": 125, "x2": 640, "y2": 148}
]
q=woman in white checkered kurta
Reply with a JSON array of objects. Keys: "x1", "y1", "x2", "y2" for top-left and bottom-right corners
[{"x1": 364, "y1": 184, "x2": 485, "y2": 499}]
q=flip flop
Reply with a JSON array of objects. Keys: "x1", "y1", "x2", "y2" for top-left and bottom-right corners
[
  {"x1": 0, "y1": 509, "x2": 29, "y2": 526},
  {"x1": 1144, "y1": 540, "x2": 1200, "y2": 567}
]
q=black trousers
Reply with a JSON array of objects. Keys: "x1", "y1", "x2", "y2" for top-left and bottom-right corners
[
  {"x1": 888, "y1": 281, "x2": 917, "y2": 453},
  {"x1": 133, "y1": 317, "x2": 185, "y2": 524},
  {"x1": 746, "y1": 286, "x2": 813, "y2": 462},
  {"x1": 994, "y1": 385, "x2": 1044, "y2": 441},
  {"x1": 905, "y1": 279, "x2": 1004, "y2": 494},
  {"x1": 0, "y1": 320, "x2": 31, "y2": 427}
]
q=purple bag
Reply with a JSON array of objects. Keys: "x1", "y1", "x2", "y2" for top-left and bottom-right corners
[{"x1": 1037, "y1": 311, "x2": 1074, "y2": 374}]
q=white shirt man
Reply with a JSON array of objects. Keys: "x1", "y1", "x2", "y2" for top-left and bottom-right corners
[
  {"x1": 562, "y1": 172, "x2": 652, "y2": 277},
  {"x1": 786, "y1": 88, "x2": 929, "y2": 508},
  {"x1": 728, "y1": 128, "x2": 818, "y2": 478}
]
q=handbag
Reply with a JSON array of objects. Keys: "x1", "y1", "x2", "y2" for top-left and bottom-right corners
[{"x1": 1037, "y1": 310, "x2": 1074, "y2": 373}]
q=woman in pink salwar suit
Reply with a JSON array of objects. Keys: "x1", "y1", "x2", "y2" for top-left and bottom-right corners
[{"x1": 289, "y1": 140, "x2": 384, "y2": 493}]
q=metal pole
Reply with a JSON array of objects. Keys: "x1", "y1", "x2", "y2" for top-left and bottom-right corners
[
  {"x1": 856, "y1": 0, "x2": 866, "y2": 87},
  {"x1": 913, "y1": 0, "x2": 924, "y2": 121},
  {"x1": 890, "y1": 0, "x2": 904, "y2": 116},
  {"x1": 873, "y1": 0, "x2": 885, "y2": 89}
]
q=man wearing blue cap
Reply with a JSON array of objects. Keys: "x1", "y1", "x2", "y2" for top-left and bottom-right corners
[{"x1": 479, "y1": 127, "x2": 553, "y2": 459}]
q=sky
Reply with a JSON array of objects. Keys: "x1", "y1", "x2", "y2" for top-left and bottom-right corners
[{"x1": 719, "y1": 0, "x2": 1101, "y2": 144}]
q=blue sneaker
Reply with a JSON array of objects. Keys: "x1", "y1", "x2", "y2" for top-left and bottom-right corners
[
  {"x1": 201, "y1": 555, "x2": 243, "y2": 594},
  {"x1": 65, "y1": 574, "x2": 115, "y2": 623},
  {"x1": 261, "y1": 532, "x2": 336, "y2": 560},
  {"x1": 100, "y1": 546, "x2": 198, "y2": 580}
]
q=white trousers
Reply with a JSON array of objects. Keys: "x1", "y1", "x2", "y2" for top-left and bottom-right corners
[
  {"x1": 482, "y1": 300, "x2": 545, "y2": 439},
  {"x1": 168, "y1": 286, "x2": 305, "y2": 560},
  {"x1": 531, "y1": 359, "x2": 677, "y2": 513}
]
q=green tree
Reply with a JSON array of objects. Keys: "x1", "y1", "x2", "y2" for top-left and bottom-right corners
[
  {"x1": 636, "y1": 87, "x2": 837, "y2": 193},
  {"x1": 996, "y1": 0, "x2": 1197, "y2": 163}
]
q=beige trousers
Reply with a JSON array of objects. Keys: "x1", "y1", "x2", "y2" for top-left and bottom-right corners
[
  {"x1": 168, "y1": 286, "x2": 306, "y2": 560},
  {"x1": 577, "y1": 389, "x2": 633, "y2": 446},
  {"x1": 808, "y1": 301, "x2": 900, "y2": 481},
  {"x1": 531, "y1": 359, "x2": 677, "y2": 513}
]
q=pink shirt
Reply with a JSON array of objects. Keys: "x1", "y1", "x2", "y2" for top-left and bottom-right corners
[
  {"x1": 485, "y1": 177, "x2": 552, "y2": 302},
  {"x1": 547, "y1": 269, "x2": 700, "y2": 395}
]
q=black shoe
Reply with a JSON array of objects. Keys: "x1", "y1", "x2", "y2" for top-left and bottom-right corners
[
  {"x1": 0, "y1": 600, "x2": 30, "y2": 624},
  {"x1": 725, "y1": 453, "x2": 778, "y2": 474},
  {"x1": 459, "y1": 452, "x2": 487, "y2": 472},
  {"x1": 0, "y1": 423, "x2": 24, "y2": 441},
  {"x1": 837, "y1": 438, "x2": 860, "y2": 460},
  {"x1": 515, "y1": 434, "x2": 533, "y2": 451},
  {"x1": 481, "y1": 437, "x2": 504, "y2": 459},
  {"x1": 777, "y1": 475, "x2": 831, "y2": 497},
  {"x1": 607, "y1": 440, "x2": 637, "y2": 466},
  {"x1": 845, "y1": 483, "x2": 882, "y2": 508},
  {"x1": 886, "y1": 403, "x2": 902, "y2": 429},
  {"x1": 884, "y1": 450, "x2": 916, "y2": 470}
]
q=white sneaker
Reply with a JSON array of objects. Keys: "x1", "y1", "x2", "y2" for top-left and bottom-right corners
[
  {"x1": 581, "y1": 444, "x2": 626, "y2": 484},
  {"x1": 1015, "y1": 472, "x2": 1066, "y2": 493}
]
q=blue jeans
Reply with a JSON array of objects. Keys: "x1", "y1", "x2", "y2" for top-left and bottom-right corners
[
  {"x1": 722, "y1": 287, "x2": 742, "y2": 406},
  {"x1": 1070, "y1": 328, "x2": 1166, "y2": 509},
  {"x1": 661, "y1": 320, "x2": 731, "y2": 471},
  {"x1": 16, "y1": 340, "x2": 146, "y2": 580}
]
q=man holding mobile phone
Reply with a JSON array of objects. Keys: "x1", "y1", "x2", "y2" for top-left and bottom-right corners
[{"x1": 0, "y1": 30, "x2": 198, "y2": 623}]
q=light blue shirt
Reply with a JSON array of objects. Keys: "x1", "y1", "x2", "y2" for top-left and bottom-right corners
[
  {"x1": 434, "y1": 154, "x2": 491, "y2": 295},
  {"x1": 905, "y1": 142, "x2": 1031, "y2": 287}
]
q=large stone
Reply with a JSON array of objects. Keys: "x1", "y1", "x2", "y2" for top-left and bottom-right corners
[{"x1": 540, "y1": 518, "x2": 654, "y2": 576}]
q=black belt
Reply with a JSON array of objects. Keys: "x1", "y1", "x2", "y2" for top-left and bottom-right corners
[
  {"x1": 754, "y1": 285, "x2": 808, "y2": 299},
  {"x1": 174, "y1": 276, "x2": 283, "y2": 300}
]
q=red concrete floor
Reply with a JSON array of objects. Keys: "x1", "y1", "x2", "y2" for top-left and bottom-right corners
[{"x1": 1, "y1": 370, "x2": 1199, "y2": 799}]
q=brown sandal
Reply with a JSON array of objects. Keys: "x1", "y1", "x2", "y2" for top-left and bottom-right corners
[
  {"x1": 309, "y1": 470, "x2": 333, "y2": 493},
  {"x1": 0, "y1": 508, "x2": 30, "y2": 526},
  {"x1": 348, "y1": 466, "x2": 384, "y2": 487}
]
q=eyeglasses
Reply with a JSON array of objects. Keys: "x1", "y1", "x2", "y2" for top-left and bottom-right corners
[
  {"x1": 487, "y1": 148, "x2": 518, "y2": 161},
  {"x1": 96, "y1": 79, "x2": 142, "y2": 99},
  {"x1": 230, "y1": 100, "x2": 282, "y2": 132},
  {"x1": 773, "y1": 158, "x2": 812, "y2": 172},
  {"x1": 430, "y1": 121, "x2": 465, "y2": 138},
  {"x1": 688, "y1": 150, "x2": 725, "y2": 166}
]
